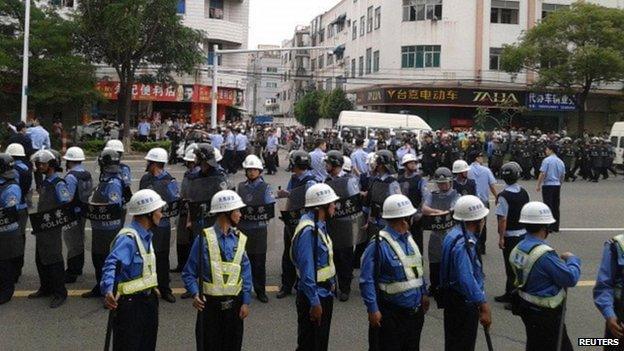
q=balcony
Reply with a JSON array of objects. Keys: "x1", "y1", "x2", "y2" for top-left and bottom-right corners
[{"x1": 182, "y1": 17, "x2": 244, "y2": 45}]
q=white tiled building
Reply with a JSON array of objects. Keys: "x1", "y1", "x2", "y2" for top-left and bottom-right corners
[
  {"x1": 245, "y1": 45, "x2": 282, "y2": 116},
  {"x1": 278, "y1": 26, "x2": 313, "y2": 118}
]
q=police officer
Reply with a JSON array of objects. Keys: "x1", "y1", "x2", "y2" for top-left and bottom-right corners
[
  {"x1": 360, "y1": 194, "x2": 430, "y2": 351},
  {"x1": 422, "y1": 167, "x2": 459, "y2": 300},
  {"x1": 171, "y1": 148, "x2": 199, "y2": 276},
  {"x1": 62, "y1": 146, "x2": 93, "y2": 283},
  {"x1": 440, "y1": 195, "x2": 491, "y2": 351},
  {"x1": 398, "y1": 154, "x2": 429, "y2": 253},
  {"x1": 310, "y1": 139, "x2": 328, "y2": 182},
  {"x1": 560, "y1": 138, "x2": 577, "y2": 182},
  {"x1": 237, "y1": 155, "x2": 275, "y2": 303},
  {"x1": 275, "y1": 150, "x2": 317, "y2": 299},
  {"x1": 139, "y1": 147, "x2": 180, "y2": 303},
  {"x1": 5, "y1": 143, "x2": 31, "y2": 281},
  {"x1": 366, "y1": 150, "x2": 402, "y2": 234},
  {"x1": 512, "y1": 137, "x2": 533, "y2": 181},
  {"x1": 452, "y1": 160, "x2": 476, "y2": 196},
  {"x1": 82, "y1": 149, "x2": 125, "y2": 298},
  {"x1": 396, "y1": 140, "x2": 417, "y2": 174},
  {"x1": 182, "y1": 190, "x2": 252, "y2": 351},
  {"x1": 105, "y1": 139, "x2": 133, "y2": 202},
  {"x1": 509, "y1": 202, "x2": 581, "y2": 351},
  {"x1": 494, "y1": 162, "x2": 530, "y2": 308},
  {"x1": 594, "y1": 232, "x2": 624, "y2": 349},
  {"x1": 101, "y1": 189, "x2": 165, "y2": 351},
  {"x1": 29, "y1": 149, "x2": 71, "y2": 308},
  {"x1": 421, "y1": 134, "x2": 437, "y2": 178},
  {"x1": 324, "y1": 150, "x2": 363, "y2": 302},
  {"x1": 291, "y1": 183, "x2": 339, "y2": 351},
  {"x1": 536, "y1": 144, "x2": 565, "y2": 233},
  {"x1": 0, "y1": 153, "x2": 22, "y2": 305},
  {"x1": 467, "y1": 151, "x2": 498, "y2": 255}
]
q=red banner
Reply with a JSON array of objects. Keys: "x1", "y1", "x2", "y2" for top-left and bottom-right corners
[{"x1": 96, "y1": 81, "x2": 237, "y2": 106}]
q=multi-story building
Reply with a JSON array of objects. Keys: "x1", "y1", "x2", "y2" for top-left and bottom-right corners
[
  {"x1": 245, "y1": 45, "x2": 282, "y2": 117},
  {"x1": 56, "y1": 0, "x2": 250, "y2": 124},
  {"x1": 302, "y1": 0, "x2": 624, "y2": 132},
  {"x1": 278, "y1": 25, "x2": 313, "y2": 119}
]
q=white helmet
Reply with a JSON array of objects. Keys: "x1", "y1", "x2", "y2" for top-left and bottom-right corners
[
  {"x1": 452, "y1": 160, "x2": 470, "y2": 174},
  {"x1": 242, "y1": 154, "x2": 263, "y2": 170},
  {"x1": 305, "y1": 183, "x2": 340, "y2": 208},
  {"x1": 127, "y1": 189, "x2": 167, "y2": 216},
  {"x1": 382, "y1": 194, "x2": 417, "y2": 219},
  {"x1": 453, "y1": 195, "x2": 489, "y2": 221},
  {"x1": 366, "y1": 152, "x2": 377, "y2": 167},
  {"x1": 342, "y1": 156, "x2": 352, "y2": 172},
  {"x1": 185, "y1": 143, "x2": 198, "y2": 155},
  {"x1": 214, "y1": 148, "x2": 223, "y2": 162},
  {"x1": 210, "y1": 190, "x2": 246, "y2": 214},
  {"x1": 145, "y1": 147, "x2": 168, "y2": 163},
  {"x1": 401, "y1": 153, "x2": 418, "y2": 165},
  {"x1": 183, "y1": 149, "x2": 196, "y2": 162},
  {"x1": 519, "y1": 201, "x2": 556, "y2": 225},
  {"x1": 63, "y1": 146, "x2": 86, "y2": 161},
  {"x1": 105, "y1": 139, "x2": 124, "y2": 153},
  {"x1": 6, "y1": 143, "x2": 25, "y2": 157}
]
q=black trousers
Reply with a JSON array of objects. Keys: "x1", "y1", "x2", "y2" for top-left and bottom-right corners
[
  {"x1": 353, "y1": 241, "x2": 367, "y2": 269},
  {"x1": 91, "y1": 253, "x2": 107, "y2": 294},
  {"x1": 236, "y1": 151, "x2": 247, "y2": 169},
  {"x1": 541, "y1": 186, "x2": 561, "y2": 232},
  {"x1": 369, "y1": 302, "x2": 424, "y2": 351},
  {"x1": 176, "y1": 243, "x2": 191, "y2": 270},
  {"x1": 281, "y1": 226, "x2": 297, "y2": 291},
  {"x1": 410, "y1": 222, "x2": 424, "y2": 254},
  {"x1": 35, "y1": 252, "x2": 67, "y2": 298},
  {"x1": 196, "y1": 296, "x2": 244, "y2": 351},
  {"x1": 477, "y1": 203, "x2": 490, "y2": 255},
  {"x1": 16, "y1": 209, "x2": 28, "y2": 280},
  {"x1": 502, "y1": 235, "x2": 524, "y2": 295},
  {"x1": 248, "y1": 253, "x2": 267, "y2": 294},
  {"x1": 224, "y1": 150, "x2": 237, "y2": 173},
  {"x1": 443, "y1": 294, "x2": 479, "y2": 351},
  {"x1": 266, "y1": 152, "x2": 277, "y2": 174},
  {"x1": 296, "y1": 293, "x2": 333, "y2": 351},
  {"x1": 334, "y1": 246, "x2": 354, "y2": 295},
  {"x1": 138, "y1": 135, "x2": 148, "y2": 142},
  {"x1": 0, "y1": 259, "x2": 17, "y2": 304},
  {"x1": 519, "y1": 304, "x2": 572, "y2": 351},
  {"x1": 34, "y1": 171, "x2": 43, "y2": 191},
  {"x1": 66, "y1": 253, "x2": 85, "y2": 278},
  {"x1": 156, "y1": 250, "x2": 172, "y2": 295},
  {"x1": 114, "y1": 292, "x2": 159, "y2": 351}
]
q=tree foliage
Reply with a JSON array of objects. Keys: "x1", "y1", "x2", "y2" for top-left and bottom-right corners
[
  {"x1": 74, "y1": 0, "x2": 206, "y2": 145},
  {"x1": 319, "y1": 88, "x2": 353, "y2": 122},
  {"x1": 294, "y1": 90, "x2": 326, "y2": 127},
  {"x1": 0, "y1": 0, "x2": 99, "y2": 119},
  {"x1": 501, "y1": 3, "x2": 624, "y2": 131}
]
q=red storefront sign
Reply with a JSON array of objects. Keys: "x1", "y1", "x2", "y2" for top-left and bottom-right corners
[
  {"x1": 96, "y1": 81, "x2": 237, "y2": 106},
  {"x1": 450, "y1": 118, "x2": 474, "y2": 128}
]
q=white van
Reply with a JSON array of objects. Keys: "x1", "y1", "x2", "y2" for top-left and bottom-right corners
[
  {"x1": 610, "y1": 122, "x2": 624, "y2": 167},
  {"x1": 336, "y1": 111, "x2": 432, "y2": 143}
]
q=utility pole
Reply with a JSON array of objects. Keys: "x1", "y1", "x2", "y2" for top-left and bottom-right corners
[
  {"x1": 252, "y1": 54, "x2": 258, "y2": 117},
  {"x1": 210, "y1": 44, "x2": 219, "y2": 128},
  {"x1": 20, "y1": 0, "x2": 31, "y2": 123}
]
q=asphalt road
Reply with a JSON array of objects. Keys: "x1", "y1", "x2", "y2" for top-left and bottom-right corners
[{"x1": 1, "y1": 153, "x2": 622, "y2": 351}]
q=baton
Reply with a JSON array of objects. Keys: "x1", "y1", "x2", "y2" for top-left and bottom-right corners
[
  {"x1": 484, "y1": 326, "x2": 494, "y2": 351},
  {"x1": 104, "y1": 262, "x2": 121, "y2": 351},
  {"x1": 556, "y1": 288, "x2": 568, "y2": 351}
]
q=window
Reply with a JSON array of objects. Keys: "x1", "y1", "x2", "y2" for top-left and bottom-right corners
[
  {"x1": 336, "y1": 20, "x2": 345, "y2": 33},
  {"x1": 403, "y1": 0, "x2": 442, "y2": 21},
  {"x1": 319, "y1": 55, "x2": 324, "y2": 69},
  {"x1": 351, "y1": 59, "x2": 356, "y2": 78},
  {"x1": 542, "y1": 3, "x2": 568, "y2": 18},
  {"x1": 266, "y1": 82, "x2": 278, "y2": 88},
  {"x1": 311, "y1": 59, "x2": 317, "y2": 71},
  {"x1": 336, "y1": 76, "x2": 346, "y2": 91},
  {"x1": 374, "y1": 7, "x2": 381, "y2": 29},
  {"x1": 489, "y1": 48, "x2": 502, "y2": 70},
  {"x1": 491, "y1": 0, "x2": 519, "y2": 24},
  {"x1": 327, "y1": 53, "x2": 334, "y2": 65},
  {"x1": 319, "y1": 29, "x2": 325, "y2": 43},
  {"x1": 373, "y1": 50, "x2": 380, "y2": 72},
  {"x1": 266, "y1": 67, "x2": 278, "y2": 73},
  {"x1": 207, "y1": 43, "x2": 222, "y2": 65},
  {"x1": 177, "y1": 0, "x2": 185, "y2": 14},
  {"x1": 367, "y1": 6, "x2": 374, "y2": 32},
  {"x1": 208, "y1": 0, "x2": 224, "y2": 19},
  {"x1": 352, "y1": 20, "x2": 358, "y2": 40},
  {"x1": 401, "y1": 45, "x2": 441, "y2": 68},
  {"x1": 328, "y1": 25, "x2": 334, "y2": 39},
  {"x1": 358, "y1": 56, "x2": 364, "y2": 76},
  {"x1": 326, "y1": 78, "x2": 333, "y2": 91},
  {"x1": 366, "y1": 48, "x2": 372, "y2": 74},
  {"x1": 360, "y1": 17, "x2": 365, "y2": 36}
]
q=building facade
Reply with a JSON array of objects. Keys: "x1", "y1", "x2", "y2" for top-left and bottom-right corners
[
  {"x1": 299, "y1": 0, "x2": 624, "y2": 133},
  {"x1": 278, "y1": 26, "x2": 313, "y2": 118},
  {"x1": 245, "y1": 45, "x2": 282, "y2": 117}
]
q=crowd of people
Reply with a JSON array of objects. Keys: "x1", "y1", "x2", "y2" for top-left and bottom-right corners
[{"x1": 0, "y1": 119, "x2": 622, "y2": 351}]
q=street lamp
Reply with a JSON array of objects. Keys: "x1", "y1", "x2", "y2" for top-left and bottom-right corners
[{"x1": 20, "y1": 0, "x2": 31, "y2": 123}]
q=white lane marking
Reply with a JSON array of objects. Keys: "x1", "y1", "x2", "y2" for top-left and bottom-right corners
[{"x1": 560, "y1": 228, "x2": 624, "y2": 232}]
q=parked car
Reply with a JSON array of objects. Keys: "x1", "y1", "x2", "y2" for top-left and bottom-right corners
[{"x1": 73, "y1": 120, "x2": 120, "y2": 141}]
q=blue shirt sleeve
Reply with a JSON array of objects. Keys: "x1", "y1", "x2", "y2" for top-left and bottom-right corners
[
  {"x1": 0, "y1": 184, "x2": 20, "y2": 207},
  {"x1": 55, "y1": 181, "x2": 72, "y2": 204},
  {"x1": 167, "y1": 179, "x2": 180, "y2": 201},
  {"x1": 359, "y1": 241, "x2": 379, "y2": 313},
  {"x1": 241, "y1": 251, "x2": 252, "y2": 305},
  {"x1": 182, "y1": 235, "x2": 208, "y2": 296},
  {"x1": 453, "y1": 243, "x2": 486, "y2": 304},
  {"x1": 540, "y1": 158, "x2": 549, "y2": 174},
  {"x1": 540, "y1": 252, "x2": 581, "y2": 288},
  {"x1": 64, "y1": 173, "x2": 78, "y2": 200},
  {"x1": 100, "y1": 235, "x2": 135, "y2": 294},
  {"x1": 389, "y1": 181, "x2": 401, "y2": 195},
  {"x1": 292, "y1": 226, "x2": 320, "y2": 306},
  {"x1": 264, "y1": 184, "x2": 276, "y2": 204},
  {"x1": 495, "y1": 196, "x2": 509, "y2": 217},
  {"x1": 594, "y1": 242, "x2": 617, "y2": 319}
]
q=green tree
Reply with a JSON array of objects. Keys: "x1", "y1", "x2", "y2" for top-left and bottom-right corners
[
  {"x1": 501, "y1": 2, "x2": 624, "y2": 132},
  {"x1": 0, "y1": 0, "x2": 99, "y2": 119},
  {"x1": 319, "y1": 88, "x2": 353, "y2": 122},
  {"x1": 74, "y1": 0, "x2": 206, "y2": 146},
  {"x1": 294, "y1": 90, "x2": 326, "y2": 127}
]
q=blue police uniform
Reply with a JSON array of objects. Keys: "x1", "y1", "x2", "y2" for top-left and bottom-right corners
[
  {"x1": 540, "y1": 154, "x2": 565, "y2": 232},
  {"x1": 101, "y1": 220, "x2": 159, "y2": 350},
  {"x1": 12, "y1": 159, "x2": 30, "y2": 281},
  {"x1": 0, "y1": 176, "x2": 22, "y2": 304},
  {"x1": 468, "y1": 162, "x2": 496, "y2": 254},
  {"x1": 63, "y1": 164, "x2": 93, "y2": 281},
  {"x1": 309, "y1": 148, "x2": 328, "y2": 182},
  {"x1": 440, "y1": 225, "x2": 486, "y2": 351},
  {"x1": 594, "y1": 235, "x2": 624, "y2": 345},
  {"x1": 27, "y1": 126, "x2": 50, "y2": 150},
  {"x1": 210, "y1": 133, "x2": 224, "y2": 150},
  {"x1": 350, "y1": 148, "x2": 369, "y2": 176},
  {"x1": 511, "y1": 233, "x2": 580, "y2": 351}
]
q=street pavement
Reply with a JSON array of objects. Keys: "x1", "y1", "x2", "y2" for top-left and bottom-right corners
[{"x1": 1, "y1": 152, "x2": 623, "y2": 350}]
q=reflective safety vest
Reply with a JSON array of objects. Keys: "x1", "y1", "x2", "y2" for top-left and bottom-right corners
[
  {"x1": 290, "y1": 219, "x2": 336, "y2": 283},
  {"x1": 202, "y1": 227, "x2": 248, "y2": 297},
  {"x1": 510, "y1": 243, "x2": 566, "y2": 308},
  {"x1": 115, "y1": 229, "x2": 158, "y2": 295},
  {"x1": 377, "y1": 231, "x2": 424, "y2": 294}
]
